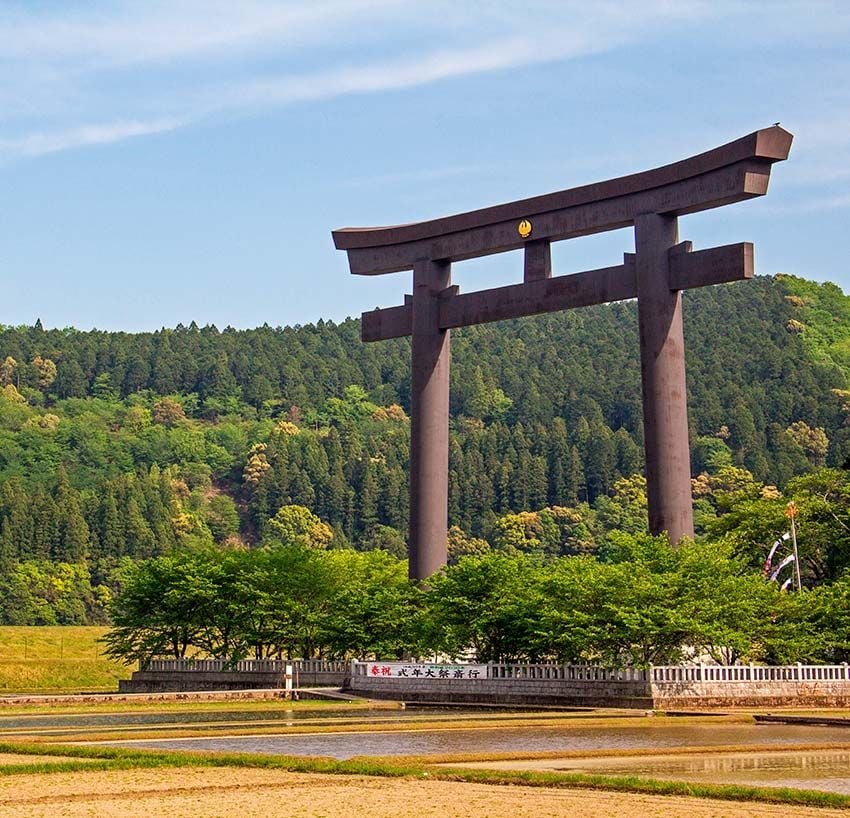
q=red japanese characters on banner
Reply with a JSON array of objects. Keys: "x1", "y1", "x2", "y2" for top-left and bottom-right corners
[{"x1": 367, "y1": 663, "x2": 489, "y2": 680}]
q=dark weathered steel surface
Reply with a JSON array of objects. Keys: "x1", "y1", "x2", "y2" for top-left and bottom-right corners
[
  {"x1": 440, "y1": 262, "x2": 634, "y2": 330},
  {"x1": 524, "y1": 240, "x2": 552, "y2": 282},
  {"x1": 635, "y1": 213, "x2": 694, "y2": 544},
  {"x1": 334, "y1": 127, "x2": 791, "y2": 276},
  {"x1": 360, "y1": 262, "x2": 633, "y2": 341},
  {"x1": 336, "y1": 128, "x2": 792, "y2": 578},
  {"x1": 408, "y1": 259, "x2": 451, "y2": 581},
  {"x1": 334, "y1": 127, "x2": 791, "y2": 252},
  {"x1": 669, "y1": 242, "x2": 754, "y2": 290},
  {"x1": 360, "y1": 242, "x2": 753, "y2": 342},
  {"x1": 361, "y1": 302, "x2": 411, "y2": 342},
  {"x1": 341, "y1": 161, "x2": 771, "y2": 275}
]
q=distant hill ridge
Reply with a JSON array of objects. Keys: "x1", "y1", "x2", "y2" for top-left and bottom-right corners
[
  {"x1": 1, "y1": 275, "x2": 848, "y2": 478},
  {"x1": 0, "y1": 274, "x2": 848, "y2": 593}
]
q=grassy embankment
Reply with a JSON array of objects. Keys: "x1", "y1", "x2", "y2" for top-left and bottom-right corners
[{"x1": 0, "y1": 627, "x2": 129, "y2": 693}]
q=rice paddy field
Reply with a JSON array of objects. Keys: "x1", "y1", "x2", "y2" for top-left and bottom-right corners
[{"x1": 1, "y1": 697, "x2": 850, "y2": 816}]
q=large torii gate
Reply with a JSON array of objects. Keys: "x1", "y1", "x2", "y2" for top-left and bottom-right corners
[{"x1": 333, "y1": 127, "x2": 792, "y2": 580}]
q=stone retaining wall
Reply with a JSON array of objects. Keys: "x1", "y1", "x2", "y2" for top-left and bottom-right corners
[
  {"x1": 345, "y1": 676, "x2": 653, "y2": 708},
  {"x1": 2, "y1": 689, "x2": 299, "y2": 707},
  {"x1": 117, "y1": 661, "x2": 850, "y2": 708},
  {"x1": 651, "y1": 680, "x2": 850, "y2": 708},
  {"x1": 347, "y1": 677, "x2": 850, "y2": 709},
  {"x1": 119, "y1": 668, "x2": 345, "y2": 693}
]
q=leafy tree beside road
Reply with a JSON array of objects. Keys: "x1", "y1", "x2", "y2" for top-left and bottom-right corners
[{"x1": 103, "y1": 531, "x2": 850, "y2": 669}]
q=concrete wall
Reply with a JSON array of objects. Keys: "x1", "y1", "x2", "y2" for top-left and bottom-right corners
[
  {"x1": 347, "y1": 677, "x2": 850, "y2": 709},
  {"x1": 346, "y1": 676, "x2": 653, "y2": 708},
  {"x1": 4, "y1": 689, "x2": 303, "y2": 707},
  {"x1": 652, "y1": 680, "x2": 850, "y2": 708},
  {"x1": 120, "y1": 668, "x2": 345, "y2": 693},
  {"x1": 118, "y1": 663, "x2": 850, "y2": 708}
]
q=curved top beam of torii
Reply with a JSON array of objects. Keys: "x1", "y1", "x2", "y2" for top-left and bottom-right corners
[{"x1": 332, "y1": 126, "x2": 792, "y2": 277}]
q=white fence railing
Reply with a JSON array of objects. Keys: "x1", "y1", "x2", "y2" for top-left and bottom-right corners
[
  {"x1": 143, "y1": 658, "x2": 850, "y2": 685},
  {"x1": 143, "y1": 658, "x2": 347, "y2": 674},
  {"x1": 488, "y1": 663, "x2": 648, "y2": 682},
  {"x1": 352, "y1": 662, "x2": 850, "y2": 684},
  {"x1": 651, "y1": 664, "x2": 850, "y2": 683}
]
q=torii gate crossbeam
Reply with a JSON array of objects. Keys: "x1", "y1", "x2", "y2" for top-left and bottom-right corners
[{"x1": 333, "y1": 126, "x2": 792, "y2": 580}]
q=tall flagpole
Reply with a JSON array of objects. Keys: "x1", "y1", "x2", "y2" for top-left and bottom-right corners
[{"x1": 787, "y1": 501, "x2": 802, "y2": 591}]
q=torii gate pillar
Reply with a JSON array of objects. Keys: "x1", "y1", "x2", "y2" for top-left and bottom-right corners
[
  {"x1": 635, "y1": 213, "x2": 693, "y2": 544},
  {"x1": 409, "y1": 258, "x2": 451, "y2": 578}
]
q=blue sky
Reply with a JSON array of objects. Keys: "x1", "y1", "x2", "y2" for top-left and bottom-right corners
[{"x1": 1, "y1": 1, "x2": 848, "y2": 331}]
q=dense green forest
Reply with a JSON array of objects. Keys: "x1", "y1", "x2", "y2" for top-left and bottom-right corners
[{"x1": 1, "y1": 273, "x2": 849, "y2": 625}]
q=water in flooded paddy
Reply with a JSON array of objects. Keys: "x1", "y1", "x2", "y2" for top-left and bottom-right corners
[
  {"x1": 111, "y1": 722, "x2": 850, "y2": 760},
  {"x1": 468, "y1": 748, "x2": 850, "y2": 796},
  {"x1": 0, "y1": 706, "x2": 515, "y2": 738},
  {"x1": 0, "y1": 706, "x2": 409, "y2": 731}
]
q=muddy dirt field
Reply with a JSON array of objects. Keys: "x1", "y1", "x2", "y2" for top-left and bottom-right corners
[{"x1": 0, "y1": 767, "x2": 846, "y2": 818}]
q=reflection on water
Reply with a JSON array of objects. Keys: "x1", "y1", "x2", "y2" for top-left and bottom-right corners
[
  {"x1": 560, "y1": 749, "x2": 850, "y2": 795},
  {"x1": 600, "y1": 750, "x2": 850, "y2": 775},
  {"x1": 0, "y1": 707, "x2": 491, "y2": 733},
  {"x1": 115, "y1": 724, "x2": 850, "y2": 760}
]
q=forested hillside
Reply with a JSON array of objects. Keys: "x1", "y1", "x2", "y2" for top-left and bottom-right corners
[{"x1": 1, "y1": 274, "x2": 848, "y2": 624}]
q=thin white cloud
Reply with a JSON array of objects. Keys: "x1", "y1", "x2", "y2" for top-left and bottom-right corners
[
  {"x1": 0, "y1": 0, "x2": 777, "y2": 161},
  {"x1": 765, "y1": 192, "x2": 850, "y2": 215},
  {"x1": 0, "y1": 1, "x2": 714, "y2": 66},
  {"x1": 791, "y1": 113, "x2": 850, "y2": 150},
  {"x1": 0, "y1": 13, "x2": 654, "y2": 159},
  {"x1": 0, "y1": 118, "x2": 184, "y2": 158},
  {"x1": 0, "y1": 1, "x2": 399, "y2": 67},
  {"x1": 0, "y1": 28, "x2": 617, "y2": 159},
  {"x1": 222, "y1": 35, "x2": 608, "y2": 110},
  {"x1": 767, "y1": 112, "x2": 850, "y2": 188}
]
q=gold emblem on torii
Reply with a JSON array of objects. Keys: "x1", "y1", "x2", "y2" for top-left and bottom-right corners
[{"x1": 517, "y1": 219, "x2": 532, "y2": 238}]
